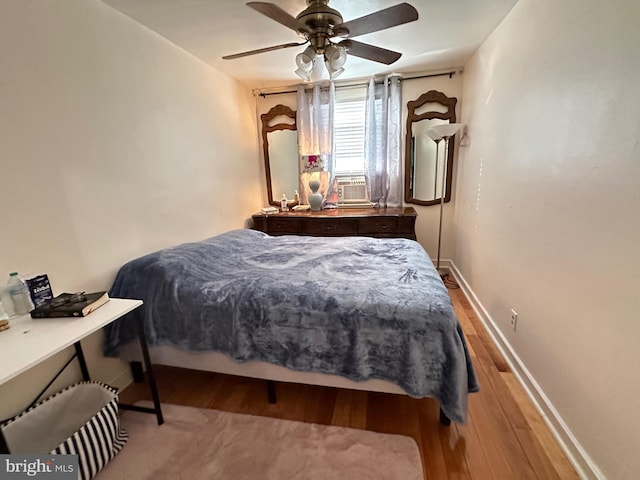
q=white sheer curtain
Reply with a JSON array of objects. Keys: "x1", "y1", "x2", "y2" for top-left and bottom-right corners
[
  {"x1": 297, "y1": 82, "x2": 335, "y2": 205},
  {"x1": 364, "y1": 75, "x2": 403, "y2": 207}
]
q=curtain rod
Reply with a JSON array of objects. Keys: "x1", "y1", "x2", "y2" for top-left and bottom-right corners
[{"x1": 255, "y1": 70, "x2": 459, "y2": 98}]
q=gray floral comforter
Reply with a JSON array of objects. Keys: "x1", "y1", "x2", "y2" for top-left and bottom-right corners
[{"x1": 104, "y1": 229, "x2": 478, "y2": 423}]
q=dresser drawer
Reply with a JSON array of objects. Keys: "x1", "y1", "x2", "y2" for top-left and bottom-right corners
[
  {"x1": 252, "y1": 207, "x2": 416, "y2": 240},
  {"x1": 396, "y1": 216, "x2": 417, "y2": 234},
  {"x1": 304, "y1": 219, "x2": 355, "y2": 236},
  {"x1": 268, "y1": 218, "x2": 303, "y2": 234},
  {"x1": 356, "y1": 218, "x2": 398, "y2": 235}
]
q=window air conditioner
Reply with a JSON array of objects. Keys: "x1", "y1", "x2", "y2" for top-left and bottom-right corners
[{"x1": 336, "y1": 175, "x2": 369, "y2": 205}]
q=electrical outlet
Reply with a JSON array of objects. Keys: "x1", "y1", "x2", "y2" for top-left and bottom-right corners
[{"x1": 510, "y1": 309, "x2": 518, "y2": 331}]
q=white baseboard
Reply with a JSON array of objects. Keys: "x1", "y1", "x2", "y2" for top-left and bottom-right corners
[
  {"x1": 109, "y1": 366, "x2": 133, "y2": 392},
  {"x1": 445, "y1": 260, "x2": 606, "y2": 480}
]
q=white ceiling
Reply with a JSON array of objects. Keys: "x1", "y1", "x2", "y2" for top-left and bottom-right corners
[{"x1": 102, "y1": 0, "x2": 518, "y2": 89}]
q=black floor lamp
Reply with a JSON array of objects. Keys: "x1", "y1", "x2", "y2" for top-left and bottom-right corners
[{"x1": 425, "y1": 123, "x2": 464, "y2": 286}]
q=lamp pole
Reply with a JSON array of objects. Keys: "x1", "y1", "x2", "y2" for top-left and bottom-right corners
[{"x1": 426, "y1": 123, "x2": 464, "y2": 278}]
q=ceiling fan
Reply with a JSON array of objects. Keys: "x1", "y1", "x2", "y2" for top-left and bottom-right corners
[{"x1": 223, "y1": 1, "x2": 419, "y2": 80}]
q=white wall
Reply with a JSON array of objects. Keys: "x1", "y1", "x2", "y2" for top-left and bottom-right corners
[
  {"x1": 0, "y1": 1, "x2": 262, "y2": 419},
  {"x1": 454, "y1": 0, "x2": 640, "y2": 478}
]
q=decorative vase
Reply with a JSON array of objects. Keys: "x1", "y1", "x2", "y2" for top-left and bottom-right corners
[{"x1": 308, "y1": 178, "x2": 323, "y2": 211}]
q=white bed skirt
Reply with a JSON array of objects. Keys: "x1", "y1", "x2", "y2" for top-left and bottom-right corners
[{"x1": 123, "y1": 343, "x2": 406, "y2": 395}]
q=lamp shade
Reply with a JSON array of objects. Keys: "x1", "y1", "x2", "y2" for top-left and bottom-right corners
[
  {"x1": 424, "y1": 128, "x2": 443, "y2": 142},
  {"x1": 324, "y1": 63, "x2": 344, "y2": 80},
  {"x1": 295, "y1": 67, "x2": 311, "y2": 81},
  {"x1": 430, "y1": 123, "x2": 465, "y2": 139},
  {"x1": 323, "y1": 44, "x2": 347, "y2": 80},
  {"x1": 324, "y1": 44, "x2": 347, "y2": 69},
  {"x1": 296, "y1": 45, "x2": 316, "y2": 69}
]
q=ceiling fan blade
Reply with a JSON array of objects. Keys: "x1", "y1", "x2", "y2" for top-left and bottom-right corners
[
  {"x1": 246, "y1": 2, "x2": 308, "y2": 34},
  {"x1": 343, "y1": 40, "x2": 402, "y2": 65},
  {"x1": 222, "y1": 41, "x2": 307, "y2": 60},
  {"x1": 339, "y1": 3, "x2": 418, "y2": 38}
]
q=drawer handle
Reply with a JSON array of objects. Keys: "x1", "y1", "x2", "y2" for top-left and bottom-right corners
[
  {"x1": 371, "y1": 222, "x2": 392, "y2": 230},
  {"x1": 321, "y1": 224, "x2": 338, "y2": 231}
]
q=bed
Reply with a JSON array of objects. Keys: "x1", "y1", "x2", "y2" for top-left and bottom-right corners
[{"x1": 104, "y1": 229, "x2": 478, "y2": 424}]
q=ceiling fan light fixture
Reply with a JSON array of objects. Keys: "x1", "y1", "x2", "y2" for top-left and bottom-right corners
[
  {"x1": 295, "y1": 45, "x2": 316, "y2": 69},
  {"x1": 323, "y1": 44, "x2": 347, "y2": 80},
  {"x1": 295, "y1": 66, "x2": 312, "y2": 81},
  {"x1": 324, "y1": 44, "x2": 347, "y2": 69},
  {"x1": 325, "y1": 64, "x2": 344, "y2": 80},
  {"x1": 226, "y1": 2, "x2": 419, "y2": 78}
]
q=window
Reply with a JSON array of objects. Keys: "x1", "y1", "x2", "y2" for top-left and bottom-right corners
[{"x1": 333, "y1": 86, "x2": 367, "y2": 174}]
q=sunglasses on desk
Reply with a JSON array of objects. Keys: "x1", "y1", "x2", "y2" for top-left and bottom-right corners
[{"x1": 49, "y1": 292, "x2": 87, "y2": 308}]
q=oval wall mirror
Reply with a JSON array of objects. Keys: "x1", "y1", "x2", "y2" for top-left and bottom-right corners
[
  {"x1": 404, "y1": 91, "x2": 458, "y2": 206},
  {"x1": 261, "y1": 104, "x2": 299, "y2": 207}
]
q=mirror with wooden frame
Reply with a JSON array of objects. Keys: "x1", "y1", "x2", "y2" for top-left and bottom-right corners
[
  {"x1": 261, "y1": 104, "x2": 299, "y2": 207},
  {"x1": 404, "y1": 91, "x2": 458, "y2": 206}
]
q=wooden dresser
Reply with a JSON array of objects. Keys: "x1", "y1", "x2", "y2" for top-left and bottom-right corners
[{"x1": 251, "y1": 207, "x2": 417, "y2": 240}]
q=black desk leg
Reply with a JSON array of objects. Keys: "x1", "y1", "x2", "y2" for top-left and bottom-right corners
[
  {"x1": 0, "y1": 325, "x2": 162, "y2": 455},
  {"x1": 74, "y1": 342, "x2": 91, "y2": 381},
  {"x1": 136, "y1": 314, "x2": 163, "y2": 425},
  {"x1": 0, "y1": 430, "x2": 9, "y2": 454}
]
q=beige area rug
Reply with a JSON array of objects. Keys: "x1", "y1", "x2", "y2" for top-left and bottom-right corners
[{"x1": 97, "y1": 403, "x2": 424, "y2": 480}]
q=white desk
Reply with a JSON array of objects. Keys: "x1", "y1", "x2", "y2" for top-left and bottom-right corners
[{"x1": 0, "y1": 298, "x2": 163, "y2": 453}]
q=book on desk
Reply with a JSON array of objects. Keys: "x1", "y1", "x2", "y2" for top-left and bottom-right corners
[{"x1": 30, "y1": 291, "x2": 110, "y2": 318}]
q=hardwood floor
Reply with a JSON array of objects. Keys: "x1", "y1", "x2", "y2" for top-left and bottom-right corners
[{"x1": 119, "y1": 288, "x2": 580, "y2": 480}]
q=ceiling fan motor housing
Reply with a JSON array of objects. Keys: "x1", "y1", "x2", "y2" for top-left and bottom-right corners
[{"x1": 296, "y1": 0, "x2": 344, "y2": 54}]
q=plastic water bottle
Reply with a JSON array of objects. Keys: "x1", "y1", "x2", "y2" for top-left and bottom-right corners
[
  {"x1": 7, "y1": 272, "x2": 34, "y2": 315},
  {"x1": 0, "y1": 285, "x2": 15, "y2": 317},
  {"x1": 0, "y1": 300, "x2": 8, "y2": 320}
]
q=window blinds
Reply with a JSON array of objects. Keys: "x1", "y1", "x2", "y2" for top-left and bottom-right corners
[{"x1": 334, "y1": 87, "x2": 367, "y2": 173}]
